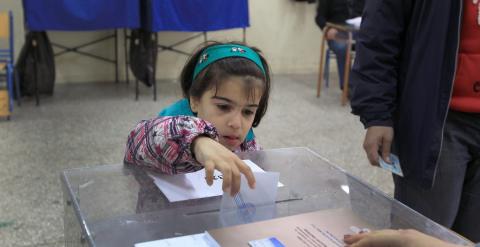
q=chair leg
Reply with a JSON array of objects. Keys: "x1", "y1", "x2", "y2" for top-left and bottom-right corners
[
  {"x1": 153, "y1": 33, "x2": 158, "y2": 102},
  {"x1": 317, "y1": 29, "x2": 329, "y2": 98},
  {"x1": 14, "y1": 67, "x2": 21, "y2": 106},
  {"x1": 324, "y1": 49, "x2": 330, "y2": 88},
  {"x1": 32, "y1": 40, "x2": 40, "y2": 106},
  {"x1": 124, "y1": 29, "x2": 130, "y2": 85},
  {"x1": 7, "y1": 65, "x2": 13, "y2": 112},
  {"x1": 341, "y1": 32, "x2": 353, "y2": 106},
  {"x1": 135, "y1": 79, "x2": 139, "y2": 101}
]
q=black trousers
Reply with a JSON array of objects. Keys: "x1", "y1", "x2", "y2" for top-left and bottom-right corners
[{"x1": 394, "y1": 110, "x2": 480, "y2": 242}]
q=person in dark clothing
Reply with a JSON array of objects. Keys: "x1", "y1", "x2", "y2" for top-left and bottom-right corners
[
  {"x1": 350, "y1": 0, "x2": 480, "y2": 242},
  {"x1": 315, "y1": 0, "x2": 365, "y2": 89}
]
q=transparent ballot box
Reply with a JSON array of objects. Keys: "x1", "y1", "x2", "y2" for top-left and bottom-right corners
[{"x1": 61, "y1": 147, "x2": 473, "y2": 246}]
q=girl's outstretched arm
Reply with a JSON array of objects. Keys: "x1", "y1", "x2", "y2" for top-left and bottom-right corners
[{"x1": 124, "y1": 116, "x2": 218, "y2": 174}]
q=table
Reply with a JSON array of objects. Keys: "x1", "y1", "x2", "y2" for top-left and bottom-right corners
[
  {"x1": 317, "y1": 22, "x2": 358, "y2": 106},
  {"x1": 61, "y1": 147, "x2": 473, "y2": 246},
  {"x1": 22, "y1": 0, "x2": 141, "y2": 104}
]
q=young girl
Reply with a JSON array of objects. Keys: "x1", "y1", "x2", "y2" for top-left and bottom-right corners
[{"x1": 124, "y1": 42, "x2": 271, "y2": 196}]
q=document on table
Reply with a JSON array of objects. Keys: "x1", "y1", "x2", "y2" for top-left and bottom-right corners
[
  {"x1": 148, "y1": 160, "x2": 283, "y2": 202},
  {"x1": 135, "y1": 208, "x2": 372, "y2": 247},
  {"x1": 209, "y1": 208, "x2": 374, "y2": 247}
]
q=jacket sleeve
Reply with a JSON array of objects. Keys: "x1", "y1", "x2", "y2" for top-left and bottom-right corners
[
  {"x1": 315, "y1": 0, "x2": 329, "y2": 29},
  {"x1": 352, "y1": 0, "x2": 366, "y2": 17},
  {"x1": 124, "y1": 116, "x2": 218, "y2": 174},
  {"x1": 350, "y1": 0, "x2": 412, "y2": 128}
]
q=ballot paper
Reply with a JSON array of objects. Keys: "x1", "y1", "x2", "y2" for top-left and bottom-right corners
[
  {"x1": 149, "y1": 160, "x2": 283, "y2": 202},
  {"x1": 220, "y1": 172, "x2": 280, "y2": 226},
  {"x1": 134, "y1": 232, "x2": 220, "y2": 247},
  {"x1": 135, "y1": 172, "x2": 280, "y2": 247},
  {"x1": 379, "y1": 154, "x2": 404, "y2": 177},
  {"x1": 248, "y1": 237, "x2": 286, "y2": 247}
]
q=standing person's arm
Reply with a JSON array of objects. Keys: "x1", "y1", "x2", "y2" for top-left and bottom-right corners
[
  {"x1": 350, "y1": 0, "x2": 412, "y2": 166},
  {"x1": 315, "y1": 0, "x2": 329, "y2": 30},
  {"x1": 352, "y1": 0, "x2": 366, "y2": 17}
]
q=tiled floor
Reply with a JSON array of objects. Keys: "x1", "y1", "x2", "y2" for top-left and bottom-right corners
[{"x1": 0, "y1": 74, "x2": 393, "y2": 246}]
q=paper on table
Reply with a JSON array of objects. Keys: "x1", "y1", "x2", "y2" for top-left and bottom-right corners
[
  {"x1": 134, "y1": 232, "x2": 220, "y2": 247},
  {"x1": 220, "y1": 172, "x2": 280, "y2": 227},
  {"x1": 209, "y1": 208, "x2": 374, "y2": 247},
  {"x1": 148, "y1": 160, "x2": 283, "y2": 202}
]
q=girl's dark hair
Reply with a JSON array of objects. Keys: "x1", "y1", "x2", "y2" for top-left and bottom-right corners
[{"x1": 180, "y1": 41, "x2": 271, "y2": 127}]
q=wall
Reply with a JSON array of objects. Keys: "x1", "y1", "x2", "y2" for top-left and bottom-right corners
[{"x1": 0, "y1": 0, "x2": 322, "y2": 83}]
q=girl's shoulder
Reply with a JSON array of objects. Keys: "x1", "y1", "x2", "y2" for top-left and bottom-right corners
[
  {"x1": 239, "y1": 138, "x2": 262, "y2": 152},
  {"x1": 158, "y1": 98, "x2": 193, "y2": 117}
]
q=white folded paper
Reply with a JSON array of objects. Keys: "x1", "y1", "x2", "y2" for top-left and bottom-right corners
[{"x1": 148, "y1": 160, "x2": 282, "y2": 202}]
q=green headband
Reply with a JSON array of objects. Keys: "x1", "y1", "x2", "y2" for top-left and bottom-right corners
[{"x1": 193, "y1": 44, "x2": 266, "y2": 80}]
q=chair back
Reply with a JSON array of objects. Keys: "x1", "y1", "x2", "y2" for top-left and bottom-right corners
[
  {"x1": 0, "y1": 11, "x2": 14, "y2": 64},
  {"x1": 0, "y1": 12, "x2": 9, "y2": 38}
]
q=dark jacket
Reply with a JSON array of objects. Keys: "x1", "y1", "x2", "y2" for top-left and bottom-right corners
[
  {"x1": 315, "y1": 0, "x2": 365, "y2": 29},
  {"x1": 350, "y1": 0, "x2": 462, "y2": 188}
]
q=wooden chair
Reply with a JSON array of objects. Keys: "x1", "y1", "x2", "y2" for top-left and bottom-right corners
[{"x1": 317, "y1": 22, "x2": 357, "y2": 106}]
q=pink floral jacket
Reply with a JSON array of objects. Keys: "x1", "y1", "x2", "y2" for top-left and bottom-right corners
[{"x1": 124, "y1": 116, "x2": 261, "y2": 174}]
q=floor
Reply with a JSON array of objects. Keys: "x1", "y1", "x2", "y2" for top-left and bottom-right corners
[{"x1": 0, "y1": 74, "x2": 393, "y2": 246}]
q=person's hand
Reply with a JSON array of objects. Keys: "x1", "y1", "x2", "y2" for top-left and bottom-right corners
[
  {"x1": 325, "y1": 27, "x2": 339, "y2": 40},
  {"x1": 363, "y1": 126, "x2": 394, "y2": 166},
  {"x1": 344, "y1": 229, "x2": 462, "y2": 247},
  {"x1": 192, "y1": 136, "x2": 256, "y2": 196}
]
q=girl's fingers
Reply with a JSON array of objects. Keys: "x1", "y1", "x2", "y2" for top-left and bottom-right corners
[
  {"x1": 204, "y1": 160, "x2": 215, "y2": 186},
  {"x1": 230, "y1": 165, "x2": 241, "y2": 196},
  {"x1": 220, "y1": 163, "x2": 232, "y2": 193},
  {"x1": 237, "y1": 159, "x2": 256, "y2": 189}
]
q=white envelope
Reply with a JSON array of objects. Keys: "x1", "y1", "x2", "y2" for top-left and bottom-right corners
[{"x1": 148, "y1": 160, "x2": 282, "y2": 202}]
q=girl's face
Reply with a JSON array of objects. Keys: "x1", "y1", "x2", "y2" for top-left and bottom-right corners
[{"x1": 190, "y1": 76, "x2": 264, "y2": 151}]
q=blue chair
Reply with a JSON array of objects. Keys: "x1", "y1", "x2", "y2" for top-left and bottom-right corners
[
  {"x1": 317, "y1": 23, "x2": 357, "y2": 105},
  {"x1": 323, "y1": 45, "x2": 356, "y2": 89},
  {"x1": 0, "y1": 11, "x2": 18, "y2": 119}
]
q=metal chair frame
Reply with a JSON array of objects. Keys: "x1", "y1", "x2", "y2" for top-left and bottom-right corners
[{"x1": 0, "y1": 11, "x2": 20, "y2": 119}]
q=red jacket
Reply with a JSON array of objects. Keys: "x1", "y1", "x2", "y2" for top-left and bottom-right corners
[{"x1": 450, "y1": 0, "x2": 480, "y2": 112}]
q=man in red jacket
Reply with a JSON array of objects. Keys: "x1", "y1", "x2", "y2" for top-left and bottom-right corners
[{"x1": 351, "y1": 0, "x2": 480, "y2": 242}]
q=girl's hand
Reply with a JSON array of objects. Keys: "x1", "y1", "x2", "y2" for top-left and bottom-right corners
[{"x1": 192, "y1": 136, "x2": 256, "y2": 196}]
